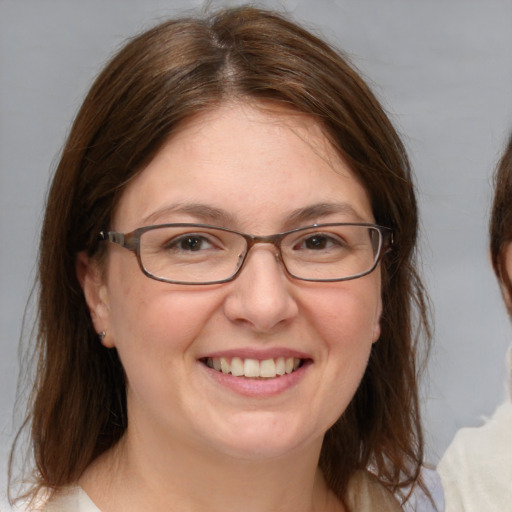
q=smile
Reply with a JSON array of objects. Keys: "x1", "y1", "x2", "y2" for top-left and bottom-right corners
[{"x1": 203, "y1": 357, "x2": 303, "y2": 379}]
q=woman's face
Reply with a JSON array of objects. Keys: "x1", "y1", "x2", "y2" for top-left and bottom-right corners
[{"x1": 84, "y1": 102, "x2": 383, "y2": 460}]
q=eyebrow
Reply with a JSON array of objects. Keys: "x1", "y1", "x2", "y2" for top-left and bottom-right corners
[
  {"x1": 283, "y1": 202, "x2": 367, "y2": 228},
  {"x1": 142, "y1": 202, "x2": 367, "y2": 229},
  {"x1": 142, "y1": 203, "x2": 236, "y2": 226}
]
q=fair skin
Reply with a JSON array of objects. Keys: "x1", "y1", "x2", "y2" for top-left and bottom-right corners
[
  {"x1": 78, "y1": 102, "x2": 383, "y2": 512},
  {"x1": 503, "y1": 242, "x2": 512, "y2": 310}
]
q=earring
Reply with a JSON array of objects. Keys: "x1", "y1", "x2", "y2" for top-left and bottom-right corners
[{"x1": 99, "y1": 330, "x2": 106, "y2": 342}]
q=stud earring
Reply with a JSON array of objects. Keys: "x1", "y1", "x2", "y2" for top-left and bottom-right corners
[{"x1": 99, "y1": 330, "x2": 106, "y2": 342}]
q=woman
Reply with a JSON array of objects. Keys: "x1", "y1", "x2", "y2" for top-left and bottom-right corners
[
  {"x1": 438, "y1": 135, "x2": 512, "y2": 511},
  {"x1": 10, "y1": 6, "x2": 432, "y2": 511}
]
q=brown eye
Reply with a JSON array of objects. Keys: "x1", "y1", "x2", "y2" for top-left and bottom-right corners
[
  {"x1": 304, "y1": 235, "x2": 328, "y2": 250},
  {"x1": 295, "y1": 233, "x2": 345, "y2": 251},
  {"x1": 166, "y1": 234, "x2": 215, "y2": 252}
]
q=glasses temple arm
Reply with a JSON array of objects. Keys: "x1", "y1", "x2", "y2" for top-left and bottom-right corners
[{"x1": 98, "y1": 231, "x2": 127, "y2": 247}]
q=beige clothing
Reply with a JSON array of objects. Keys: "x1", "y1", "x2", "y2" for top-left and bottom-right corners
[
  {"x1": 438, "y1": 345, "x2": 512, "y2": 512},
  {"x1": 346, "y1": 470, "x2": 403, "y2": 511},
  {"x1": 438, "y1": 400, "x2": 512, "y2": 512},
  {"x1": 40, "y1": 470, "x2": 402, "y2": 512},
  {"x1": 39, "y1": 487, "x2": 99, "y2": 512}
]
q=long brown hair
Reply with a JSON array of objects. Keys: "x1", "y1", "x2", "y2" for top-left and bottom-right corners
[
  {"x1": 490, "y1": 134, "x2": 512, "y2": 310},
  {"x1": 11, "y1": 6, "x2": 430, "y2": 506}
]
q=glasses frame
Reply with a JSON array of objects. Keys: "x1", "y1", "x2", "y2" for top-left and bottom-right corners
[{"x1": 98, "y1": 222, "x2": 393, "y2": 285}]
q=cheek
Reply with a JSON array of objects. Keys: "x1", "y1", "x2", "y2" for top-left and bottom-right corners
[
  {"x1": 317, "y1": 303, "x2": 377, "y2": 373},
  {"x1": 295, "y1": 284, "x2": 380, "y2": 432},
  {"x1": 105, "y1": 277, "x2": 226, "y2": 419},
  {"x1": 304, "y1": 278, "x2": 382, "y2": 349},
  {"x1": 309, "y1": 280, "x2": 380, "y2": 373},
  {"x1": 104, "y1": 255, "x2": 222, "y2": 361}
]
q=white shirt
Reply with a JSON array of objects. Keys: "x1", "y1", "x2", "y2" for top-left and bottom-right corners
[
  {"x1": 40, "y1": 470, "x2": 402, "y2": 511},
  {"x1": 438, "y1": 345, "x2": 512, "y2": 512},
  {"x1": 40, "y1": 487, "x2": 100, "y2": 512}
]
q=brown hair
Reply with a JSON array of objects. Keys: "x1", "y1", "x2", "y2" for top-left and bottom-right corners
[
  {"x1": 12, "y1": 6, "x2": 430, "y2": 507},
  {"x1": 490, "y1": 134, "x2": 512, "y2": 311}
]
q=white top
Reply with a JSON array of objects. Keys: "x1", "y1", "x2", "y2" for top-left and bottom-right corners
[
  {"x1": 33, "y1": 468, "x2": 446, "y2": 511},
  {"x1": 39, "y1": 486, "x2": 100, "y2": 512},
  {"x1": 438, "y1": 345, "x2": 512, "y2": 512},
  {"x1": 23, "y1": 474, "x2": 443, "y2": 511},
  {"x1": 40, "y1": 470, "x2": 403, "y2": 512}
]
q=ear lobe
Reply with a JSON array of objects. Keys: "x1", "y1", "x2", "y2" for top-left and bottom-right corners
[
  {"x1": 501, "y1": 284, "x2": 512, "y2": 312},
  {"x1": 372, "y1": 320, "x2": 381, "y2": 343},
  {"x1": 500, "y1": 243, "x2": 512, "y2": 312},
  {"x1": 372, "y1": 298, "x2": 383, "y2": 343},
  {"x1": 76, "y1": 252, "x2": 114, "y2": 347}
]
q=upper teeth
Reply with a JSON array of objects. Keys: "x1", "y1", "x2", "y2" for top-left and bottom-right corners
[{"x1": 206, "y1": 357, "x2": 301, "y2": 378}]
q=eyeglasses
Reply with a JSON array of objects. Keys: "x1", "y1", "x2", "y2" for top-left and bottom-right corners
[{"x1": 98, "y1": 222, "x2": 393, "y2": 285}]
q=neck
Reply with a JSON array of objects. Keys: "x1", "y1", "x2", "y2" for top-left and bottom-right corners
[{"x1": 80, "y1": 427, "x2": 342, "y2": 512}]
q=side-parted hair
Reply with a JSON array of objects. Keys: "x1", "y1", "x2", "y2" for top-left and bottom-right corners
[
  {"x1": 490, "y1": 134, "x2": 512, "y2": 311},
  {"x1": 11, "y1": 6, "x2": 430, "y2": 506}
]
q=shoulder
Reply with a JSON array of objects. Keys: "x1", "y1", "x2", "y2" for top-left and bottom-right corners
[
  {"x1": 40, "y1": 487, "x2": 101, "y2": 512},
  {"x1": 438, "y1": 400, "x2": 512, "y2": 511},
  {"x1": 440, "y1": 400, "x2": 512, "y2": 467},
  {"x1": 402, "y1": 466, "x2": 444, "y2": 512},
  {"x1": 345, "y1": 471, "x2": 402, "y2": 512}
]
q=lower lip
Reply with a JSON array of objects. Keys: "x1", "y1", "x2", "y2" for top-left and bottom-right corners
[{"x1": 200, "y1": 361, "x2": 311, "y2": 397}]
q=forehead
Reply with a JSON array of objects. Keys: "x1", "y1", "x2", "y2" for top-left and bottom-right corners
[{"x1": 113, "y1": 101, "x2": 373, "y2": 231}]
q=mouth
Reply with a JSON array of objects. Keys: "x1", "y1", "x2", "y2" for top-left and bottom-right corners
[{"x1": 201, "y1": 356, "x2": 306, "y2": 379}]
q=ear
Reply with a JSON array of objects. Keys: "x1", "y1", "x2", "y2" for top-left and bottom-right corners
[
  {"x1": 76, "y1": 252, "x2": 115, "y2": 348},
  {"x1": 500, "y1": 243, "x2": 512, "y2": 312},
  {"x1": 501, "y1": 282, "x2": 512, "y2": 313},
  {"x1": 371, "y1": 297, "x2": 383, "y2": 343}
]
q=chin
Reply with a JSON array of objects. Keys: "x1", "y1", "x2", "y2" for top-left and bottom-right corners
[{"x1": 199, "y1": 414, "x2": 322, "y2": 461}]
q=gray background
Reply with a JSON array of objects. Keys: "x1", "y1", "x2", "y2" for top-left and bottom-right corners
[{"x1": 2, "y1": 0, "x2": 512, "y2": 506}]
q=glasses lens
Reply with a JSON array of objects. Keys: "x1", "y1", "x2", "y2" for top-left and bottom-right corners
[
  {"x1": 281, "y1": 225, "x2": 382, "y2": 281},
  {"x1": 139, "y1": 226, "x2": 246, "y2": 283},
  {"x1": 137, "y1": 224, "x2": 384, "y2": 284}
]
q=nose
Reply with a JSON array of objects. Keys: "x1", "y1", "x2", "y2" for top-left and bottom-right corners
[{"x1": 223, "y1": 246, "x2": 299, "y2": 333}]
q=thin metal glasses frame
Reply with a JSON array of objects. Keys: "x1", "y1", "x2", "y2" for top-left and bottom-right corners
[{"x1": 98, "y1": 222, "x2": 393, "y2": 285}]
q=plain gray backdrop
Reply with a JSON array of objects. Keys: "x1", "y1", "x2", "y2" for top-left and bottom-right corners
[{"x1": 2, "y1": 0, "x2": 512, "y2": 506}]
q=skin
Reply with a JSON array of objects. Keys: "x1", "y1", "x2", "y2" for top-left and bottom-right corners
[
  {"x1": 78, "y1": 101, "x2": 383, "y2": 512},
  {"x1": 503, "y1": 242, "x2": 512, "y2": 311}
]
